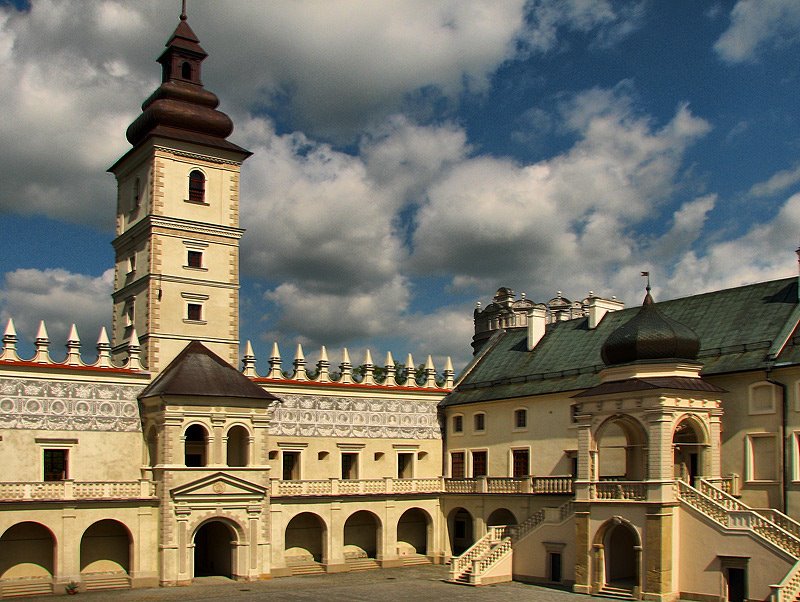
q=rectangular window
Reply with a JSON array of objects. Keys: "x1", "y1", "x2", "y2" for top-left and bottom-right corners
[
  {"x1": 472, "y1": 450, "x2": 487, "y2": 477},
  {"x1": 749, "y1": 435, "x2": 777, "y2": 481},
  {"x1": 474, "y1": 413, "x2": 485, "y2": 432},
  {"x1": 43, "y1": 449, "x2": 68, "y2": 481},
  {"x1": 453, "y1": 415, "x2": 463, "y2": 433},
  {"x1": 282, "y1": 451, "x2": 300, "y2": 480},
  {"x1": 187, "y1": 303, "x2": 202, "y2": 321},
  {"x1": 187, "y1": 250, "x2": 203, "y2": 268},
  {"x1": 515, "y1": 408, "x2": 527, "y2": 429},
  {"x1": 397, "y1": 452, "x2": 414, "y2": 478},
  {"x1": 341, "y1": 452, "x2": 358, "y2": 480},
  {"x1": 512, "y1": 449, "x2": 529, "y2": 478},
  {"x1": 451, "y1": 452, "x2": 465, "y2": 478}
]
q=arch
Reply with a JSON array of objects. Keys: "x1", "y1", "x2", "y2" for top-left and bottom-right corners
[
  {"x1": 181, "y1": 61, "x2": 192, "y2": 80},
  {"x1": 0, "y1": 522, "x2": 56, "y2": 580},
  {"x1": 184, "y1": 423, "x2": 208, "y2": 467},
  {"x1": 188, "y1": 169, "x2": 206, "y2": 203},
  {"x1": 193, "y1": 519, "x2": 237, "y2": 578},
  {"x1": 396, "y1": 508, "x2": 432, "y2": 557},
  {"x1": 673, "y1": 414, "x2": 709, "y2": 483},
  {"x1": 593, "y1": 517, "x2": 642, "y2": 595},
  {"x1": 285, "y1": 512, "x2": 326, "y2": 563},
  {"x1": 226, "y1": 424, "x2": 250, "y2": 467},
  {"x1": 595, "y1": 415, "x2": 648, "y2": 481},
  {"x1": 343, "y1": 510, "x2": 380, "y2": 560},
  {"x1": 80, "y1": 519, "x2": 131, "y2": 575},
  {"x1": 447, "y1": 507, "x2": 474, "y2": 556},
  {"x1": 486, "y1": 508, "x2": 517, "y2": 526}
]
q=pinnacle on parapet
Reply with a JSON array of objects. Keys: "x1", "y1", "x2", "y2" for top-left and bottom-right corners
[
  {"x1": 316, "y1": 345, "x2": 331, "y2": 383},
  {"x1": 383, "y1": 351, "x2": 398, "y2": 386},
  {"x1": 424, "y1": 355, "x2": 437, "y2": 388},
  {"x1": 404, "y1": 353, "x2": 416, "y2": 387},
  {"x1": 267, "y1": 341, "x2": 284, "y2": 379},
  {"x1": 32, "y1": 320, "x2": 51, "y2": 364},
  {"x1": 242, "y1": 340, "x2": 257, "y2": 377},
  {"x1": 96, "y1": 327, "x2": 112, "y2": 368},
  {"x1": 292, "y1": 343, "x2": 308, "y2": 381},
  {"x1": 339, "y1": 348, "x2": 353, "y2": 384},
  {"x1": 443, "y1": 356, "x2": 455, "y2": 388},
  {"x1": 65, "y1": 324, "x2": 82, "y2": 366},
  {"x1": 361, "y1": 349, "x2": 376, "y2": 385},
  {"x1": 126, "y1": 327, "x2": 143, "y2": 371},
  {"x1": 0, "y1": 318, "x2": 19, "y2": 362}
]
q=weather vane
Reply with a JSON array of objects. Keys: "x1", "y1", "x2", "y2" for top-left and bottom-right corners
[{"x1": 641, "y1": 271, "x2": 651, "y2": 292}]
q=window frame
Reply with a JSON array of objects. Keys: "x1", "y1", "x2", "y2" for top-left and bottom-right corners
[
  {"x1": 746, "y1": 432, "x2": 778, "y2": 483},
  {"x1": 452, "y1": 414, "x2": 464, "y2": 435},
  {"x1": 471, "y1": 449, "x2": 488, "y2": 478},
  {"x1": 748, "y1": 382, "x2": 777, "y2": 415},
  {"x1": 513, "y1": 408, "x2": 528, "y2": 430},
  {"x1": 510, "y1": 447, "x2": 530, "y2": 478},
  {"x1": 450, "y1": 450, "x2": 466, "y2": 479},
  {"x1": 473, "y1": 412, "x2": 486, "y2": 433},
  {"x1": 187, "y1": 169, "x2": 207, "y2": 204}
]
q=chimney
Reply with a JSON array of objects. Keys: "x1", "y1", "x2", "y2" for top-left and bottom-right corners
[
  {"x1": 527, "y1": 305, "x2": 547, "y2": 351},
  {"x1": 587, "y1": 296, "x2": 625, "y2": 329}
]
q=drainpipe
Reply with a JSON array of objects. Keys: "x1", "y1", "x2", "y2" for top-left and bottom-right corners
[{"x1": 765, "y1": 363, "x2": 788, "y2": 514}]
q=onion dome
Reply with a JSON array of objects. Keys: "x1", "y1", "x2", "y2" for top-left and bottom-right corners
[
  {"x1": 125, "y1": 10, "x2": 244, "y2": 154},
  {"x1": 601, "y1": 285, "x2": 700, "y2": 366}
]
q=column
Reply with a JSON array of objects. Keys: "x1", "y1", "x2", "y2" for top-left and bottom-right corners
[{"x1": 573, "y1": 506, "x2": 592, "y2": 594}]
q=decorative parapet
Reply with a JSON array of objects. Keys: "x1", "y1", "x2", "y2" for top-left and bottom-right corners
[
  {"x1": 0, "y1": 479, "x2": 156, "y2": 502},
  {"x1": 270, "y1": 476, "x2": 444, "y2": 497},
  {"x1": 245, "y1": 342, "x2": 454, "y2": 391},
  {"x1": 0, "y1": 319, "x2": 146, "y2": 373},
  {"x1": 443, "y1": 476, "x2": 574, "y2": 495}
]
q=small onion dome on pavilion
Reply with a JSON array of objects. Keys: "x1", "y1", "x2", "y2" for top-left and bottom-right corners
[{"x1": 600, "y1": 286, "x2": 700, "y2": 366}]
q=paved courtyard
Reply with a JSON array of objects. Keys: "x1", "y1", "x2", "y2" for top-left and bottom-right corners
[{"x1": 30, "y1": 565, "x2": 593, "y2": 602}]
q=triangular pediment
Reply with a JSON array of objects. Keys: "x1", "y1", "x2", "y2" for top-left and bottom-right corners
[{"x1": 171, "y1": 472, "x2": 266, "y2": 501}]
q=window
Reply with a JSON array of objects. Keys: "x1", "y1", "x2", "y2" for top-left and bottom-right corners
[
  {"x1": 184, "y1": 424, "x2": 208, "y2": 467},
  {"x1": 132, "y1": 177, "x2": 141, "y2": 210},
  {"x1": 748, "y1": 434, "x2": 777, "y2": 481},
  {"x1": 397, "y1": 452, "x2": 414, "y2": 478},
  {"x1": 187, "y1": 303, "x2": 202, "y2": 322},
  {"x1": 181, "y1": 61, "x2": 192, "y2": 80},
  {"x1": 514, "y1": 408, "x2": 527, "y2": 429},
  {"x1": 188, "y1": 170, "x2": 205, "y2": 203},
  {"x1": 43, "y1": 449, "x2": 68, "y2": 481},
  {"x1": 226, "y1": 425, "x2": 249, "y2": 467},
  {"x1": 126, "y1": 254, "x2": 136, "y2": 275},
  {"x1": 749, "y1": 383, "x2": 776, "y2": 415},
  {"x1": 283, "y1": 451, "x2": 300, "y2": 480},
  {"x1": 452, "y1": 415, "x2": 463, "y2": 433},
  {"x1": 474, "y1": 413, "x2": 485, "y2": 432},
  {"x1": 341, "y1": 452, "x2": 358, "y2": 479},
  {"x1": 187, "y1": 250, "x2": 203, "y2": 269},
  {"x1": 512, "y1": 449, "x2": 529, "y2": 478},
  {"x1": 472, "y1": 450, "x2": 487, "y2": 477},
  {"x1": 451, "y1": 452, "x2": 465, "y2": 478},
  {"x1": 124, "y1": 298, "x2": 135, "y2": 327}
]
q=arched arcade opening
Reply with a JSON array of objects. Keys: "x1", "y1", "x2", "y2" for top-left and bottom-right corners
[{"x1": 193, "y1": 520, "x2": 236, "y2": 578}]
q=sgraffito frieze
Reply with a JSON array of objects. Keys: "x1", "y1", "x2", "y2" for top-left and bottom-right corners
[
  {"x1": 268, "y1": 394, "x2": 441, "y2": 439},
  {"x1": 0, "y1": 377, "x2": 144, "y2": 432}
]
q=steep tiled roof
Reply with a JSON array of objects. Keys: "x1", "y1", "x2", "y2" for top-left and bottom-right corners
[
  {"x1": 140, "y1": 341, "x2": 277, "y2": 400},
  {"x1": 443, "y1": 277, "x2": 800, "y2": 406}
]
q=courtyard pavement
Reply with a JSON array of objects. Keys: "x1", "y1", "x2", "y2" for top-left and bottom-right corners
[{"x1": 31, "y1": 565, "x2": 596, "y2": 601}]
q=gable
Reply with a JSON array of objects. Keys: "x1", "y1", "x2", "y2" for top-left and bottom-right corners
[{"x1": 171, "y1": 472, "x2": 266, "y2": 502}]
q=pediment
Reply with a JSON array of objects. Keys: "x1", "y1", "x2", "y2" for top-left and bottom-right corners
[{"x1": 171, "y1": 472, "x2": 266, "y2": 501}]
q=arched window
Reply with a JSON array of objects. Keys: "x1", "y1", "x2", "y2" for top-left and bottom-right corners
[
  {"x1": 226, "y1": 425, "x2": 249, "y2": 467},
  {"x1": 181, "y1": 61, "x2": 192, "y2": 80},
  {"x1": 184, "y1": 424, "x2": 208, "y2": 467},
  {"x1": 188, "y1": 170, "x2": 205, "y2": 203}
]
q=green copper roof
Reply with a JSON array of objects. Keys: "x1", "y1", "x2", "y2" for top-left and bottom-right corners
[{"x1": 443, "y1": 277, "x2": 800, "y2": 407}]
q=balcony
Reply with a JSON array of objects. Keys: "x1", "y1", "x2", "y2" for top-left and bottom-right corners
[
  {"x1": 0, "y1": 480, "x2": 156, "y2": 502},
  {"x1": 270, "y1": 477, "x2": 443, "y2": 497},
  {"x1": 444, "y1": 476, "x2": 574, "y2": 495}
]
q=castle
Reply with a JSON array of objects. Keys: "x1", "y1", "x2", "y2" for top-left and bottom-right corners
[{"x1": 1, "y1": 9, "x2": 800, "y2": 602}]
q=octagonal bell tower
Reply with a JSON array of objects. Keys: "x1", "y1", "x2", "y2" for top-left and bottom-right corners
[{"x1": 108, "y1": 7, "x2": 251, "y2": 372}]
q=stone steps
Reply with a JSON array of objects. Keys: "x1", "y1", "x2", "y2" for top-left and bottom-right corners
[
  {"x1": 345, "y1": 558, "x2": 380, "y2": 572},
  {"x1": 82, "y1": 573, "x2": 131, "y2": 591},
  {"x1": 401, "y1": 554, "x2": 431, "y2": 566},
  {"x1": 0, "y1": 578, "x2": 53, "y2": 598},
  {"x1": 287, "y1": 560, "x2": 326, "y2": 576}
]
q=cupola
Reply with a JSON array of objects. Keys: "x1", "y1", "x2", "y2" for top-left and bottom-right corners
[{"x1": 600, "y1": 285, "x2": 700, "y2": 366}]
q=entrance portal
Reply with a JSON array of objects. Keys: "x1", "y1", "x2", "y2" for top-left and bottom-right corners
[
  {"x1": 604, "y1": 522, "x2": 638, "y2": 591},
  {"x1": 194, "y1": 521, "x2": 234, "y2": 578}
]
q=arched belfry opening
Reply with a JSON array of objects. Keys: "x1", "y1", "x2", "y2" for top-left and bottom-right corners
[
  {"x1": 595, "y1": 415, "x2": 648, "y2": 481},
  {"x1": 673, "y1": 415, "x2": 707, "y2": 484}
]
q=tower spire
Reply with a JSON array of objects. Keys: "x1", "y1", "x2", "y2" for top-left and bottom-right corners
[{"x1": 181, "y1": 0, "x2": 187, "y2": 21}]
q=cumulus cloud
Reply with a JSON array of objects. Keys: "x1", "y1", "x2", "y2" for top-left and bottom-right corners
[
  {"x1": 714, "y1": 0, "x2": 800, "y2": 63},
  {"x1": 0, "y1": 268, "x2": 113, "y2": 359},
  {"x1": 750, "y1": 164, "x2": 800, "y2": 198}
]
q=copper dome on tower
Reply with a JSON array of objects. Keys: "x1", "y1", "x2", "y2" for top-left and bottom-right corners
[{"x1": 600, "y1": 286, "x2": 700, "y2": 366}]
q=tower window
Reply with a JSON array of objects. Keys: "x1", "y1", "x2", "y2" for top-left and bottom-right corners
[
  {"x1": 188, "y1": 170, "x2": 205, "y2": 203},
  {"x1": 187, "y1": 303, "x2": 203, "y2": 321},
  {"x1": 187, "y1": 250, "x2": 203, "y2": 269},
  {"x1": 132, "y1": 177, "x2": 141, "y2": 210},
  {"x1": 181, "y1": 61, "x2": 192, "y2": 80}
]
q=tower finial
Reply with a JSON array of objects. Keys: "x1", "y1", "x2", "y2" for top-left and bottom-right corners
[
  {"x1": 641, "y1": 271, "x2": 653, "y2": 305},
  {"x1": 180, "y1": 0, "x2": 187, "y2": 21},
  {"x1": 641, "y1": 271, "x2": 651, "y2": 293}
]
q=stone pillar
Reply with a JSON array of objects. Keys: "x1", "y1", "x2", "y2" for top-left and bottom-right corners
[
  {"x1": 211, "y1": 416, "x2": 225, "y2": 466},
  {"x1": 175, "y1": 507, "x2": 192, "y2": 585},
  {"x1": 575, "y1": 421, "x2": 593, "y2": 501},
  {"x1": 708, "y1": 408, "x2": 723, "y2": 480},
  {"x1": 379, "y1": 501, "x2": 403, "y2": 567},
  {"x1": 573, "y1": 505, "x2": 592, "y2": 595},
  {"x1": 60, "y1": 506, "x2": 78, "y2": 585},
  {"x1": 646, "y1": 409, "x2": 676, "y2": 503},
  {"x1": 325, "y1": 502, "x2": 347, "y2": 573},
  {"x1": 643, "y1": 505, "x2": 677, "y2": 602}
]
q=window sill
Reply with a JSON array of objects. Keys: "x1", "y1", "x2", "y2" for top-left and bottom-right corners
[
  {"x1": 183, "y1": 319, "x2": 207, "y2": 325},
  {"x1": 184, "y1": 266, "x2": 208, "y2": 272},
  {"x1": 512, "y1": 427, "x2": 528, "y2": 433},
  {"x1": 185, "y1": 199, "x2": 210, "y2": 206}
]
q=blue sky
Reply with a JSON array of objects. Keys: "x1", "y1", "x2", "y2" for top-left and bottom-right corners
[{"x1": 0, "y1": 1, "x2": 799, "y2": 372}]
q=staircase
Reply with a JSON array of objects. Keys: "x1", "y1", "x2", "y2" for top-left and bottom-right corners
[
  {"x1": 0, "y1": 578, "x2": 53, "y2": 598},
  {"x1": 400, "y1": 553, "x2": 431, "y2": 566},
  {"x1": 449, "y1": 500, "x2": 574, "y2": 586},
  {"x1": 345, "y1": 557, "x2": 380, "y2": 572},
  {"x1": 286, "y1": 559, "x2": 326, "y2": 576},
  {"x1": 82, "y1": 572, "x2": 131, "y2": 591}
]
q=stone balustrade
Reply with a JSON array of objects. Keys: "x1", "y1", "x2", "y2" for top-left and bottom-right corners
[
  {"x1": 591, "y1": 480, "x2": 648, "y2": 501},
  {"x1": 0, "y1": 479, "x2": 156, "y2": 501},
  {"x1": 445, "y1": 475, "x2": 574, "y2": 495}
]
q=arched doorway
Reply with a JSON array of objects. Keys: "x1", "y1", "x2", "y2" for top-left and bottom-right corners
[
  {"x1": 596, "y1": 416, "x2": 647, "y2": 481},
  {"x1": 397, "y1": 508, "x2": 431, "y2": 558},
  {"x1": 673, "y1": 416, "x2": 706, "y2": 484},
  {"x1": 486, "y1": 508, "x2": 517, "y2": 527},
  {"x1": 0, "y1": 522, "x2": 55, "y2": 581},
  {"x1": 285, "y1": 513, "x2": 325, "y2": 563},
  {"x1": 226, "y1": 425, "x2": 249, "y2": 467},
  {"x1": 602, "y1": 520, "x2": 639, "y2": 593},
  {"x1": 80, "y1": 520, "x2": 131, "y2": 577},
  {"x1": 194, "y1": 521, "x2": 235, "y2": 578},
  {"x1": 448, "y1": 508, "x2": 474, "y2": 555},
  {"x1": 343, "y1": 510, "x2": 380, "y2": 562}
]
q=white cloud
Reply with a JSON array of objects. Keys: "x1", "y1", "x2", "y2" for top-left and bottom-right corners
[
  {"x1": 0, "y1": 268, "x2": 113, "y2": 360},
  {"x1": 714, "y1": 0, "x2": 800, "y2": 63},
  {"x1": 750, "y1": 164, "x2": 800, "y2": 198}
]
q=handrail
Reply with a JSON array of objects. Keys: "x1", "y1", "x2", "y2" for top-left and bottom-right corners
[{"x1": 771, "y1": 557, "x2": 800, "y2": 602}]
